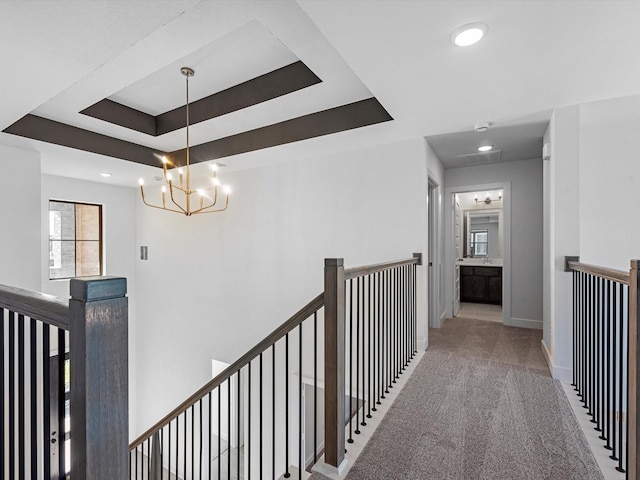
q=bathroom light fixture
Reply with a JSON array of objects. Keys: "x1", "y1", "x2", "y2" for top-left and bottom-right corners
[
  {"x1": 139, "y1": 67, "x2": 230, "y2": 216},
  {"x1": 478, "y1": 145, "x2": 493, "y2": 152},
  {"x1": 475, "y1": 191, "x2": 502, "y2": 204},
  {"x1": 452, "y1": 22, "x2": 488, "y2": 47}
]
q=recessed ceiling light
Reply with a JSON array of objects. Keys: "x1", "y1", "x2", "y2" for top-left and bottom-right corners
[
  {"x1": 478, "y1": 145, "x2": 493, "y2": 152},
  {"x1": 100, "y1": 172, "x2": 112, "y2": 177},
  {"x1": 452, "y1": 23, "x2": 488, "y2": 47}
]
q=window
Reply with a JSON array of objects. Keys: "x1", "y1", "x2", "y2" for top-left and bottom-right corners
[
  {"x1": 49, "y1": 201, "x2": 102, "y2": 279},
  {"x1": 470, "y1": 230, "x2": 488, "y2": 257}
]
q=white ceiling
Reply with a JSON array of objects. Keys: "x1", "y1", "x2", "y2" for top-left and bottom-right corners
[{"x1": 2, "y1": 1, "x2": 640, "y2": 186}]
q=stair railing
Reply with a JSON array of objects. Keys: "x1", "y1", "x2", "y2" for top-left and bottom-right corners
[
  {"x1": 130, "y1": 253, "x2": 422, "y2": 479},
  {"x1": 567, "y1": 257, "x2": 639, "y2": 479},
  {"x1": 0, "y1": 276, "x2": 129, "y2": 480}
]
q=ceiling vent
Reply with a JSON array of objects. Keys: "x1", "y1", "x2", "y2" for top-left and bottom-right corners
[{"x1": 455, "y1": 149, "x2": 502, "y2": 165}]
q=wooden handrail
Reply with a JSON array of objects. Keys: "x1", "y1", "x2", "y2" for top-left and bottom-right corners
[
  {"x1": 567, "y1": 260, "x2": 630, "y2": 285},
  {"x1": 344, "y1": 253, "x2": 422, "y2": 280},
  {"x1": 129, "y1": 291, "x2": 325, "y2": 450},
  {"x1": 0, "y1": 283, "x2": 69, "y2": 329}
]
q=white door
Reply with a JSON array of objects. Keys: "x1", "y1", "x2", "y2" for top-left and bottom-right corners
[{"x1": 453, "y1": 196, "x2": 461, "y2": 316}]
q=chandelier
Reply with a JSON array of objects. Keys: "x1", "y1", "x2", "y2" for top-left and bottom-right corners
[{"x1": 139, "y1": 67, "x2": 231, "y2": 216}]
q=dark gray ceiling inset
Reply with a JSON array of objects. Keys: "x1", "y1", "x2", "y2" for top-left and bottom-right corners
[
  {"x1": 4, "y1": 97, "x2": 392, "y2": 167},
  {"x1": 167, "y1": 97, "x2": 393, "y2": 165},
  {"x1": 80, "y1": 61, "x2": 322, "y2": 136},
  {"x1": 3, "y1": 114, "x2": 161, "y2": 166}
]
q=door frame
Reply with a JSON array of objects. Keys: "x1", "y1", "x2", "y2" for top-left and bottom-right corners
[
  {"x1": 443, "y1": 182, "x2": 511, "y2": 325},
  {"x1": 427, "y1": 176, "x2": 443, "y2": 329}
]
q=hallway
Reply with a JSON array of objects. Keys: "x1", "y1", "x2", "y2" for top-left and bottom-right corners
[{"x1": 329, "y1": 318, "x2": 602, "y2": 479}]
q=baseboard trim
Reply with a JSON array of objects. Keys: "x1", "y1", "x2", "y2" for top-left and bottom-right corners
[
  {"x1": 506, "y1": 317, "x2": 542, "y2": 330},
  {"x1": 541, "y1": 339, "x2": 573, "y2": 382}
]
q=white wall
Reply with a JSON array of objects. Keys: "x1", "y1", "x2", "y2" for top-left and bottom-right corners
[
  {"x1": 134, "y1": 138, "x2": 429, "y2": 437},
  {"x1": 542, "y1": 95, "x2": 640, "y2": 382},
  {"x1": 0, "y1": 145, "x2": 41, "y2": 291},
  {"x1": 543, "y1": 105, "x2": 581, "y2": 382},
  {"x1": 40, "y1": 174, "x2": 139, "y2": 436},
  {"x1": 445, "y1": 158, "x2": 543, "y2": 329},
  {"x1": 579, "y1": 95, "x2": 640, "y2": 269}
]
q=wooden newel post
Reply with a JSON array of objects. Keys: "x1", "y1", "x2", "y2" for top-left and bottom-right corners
[
  {"x1": 324, "y1": 259, "x2": 346, "y2": 471},
  {"x1": 69, "y1": 276, "x2": 129, "y2": 480},
  {"x1": 629, "y1": 260, "x2": 639, "y2": 480}
]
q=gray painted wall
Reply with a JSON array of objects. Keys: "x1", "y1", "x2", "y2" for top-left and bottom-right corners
[{"x1": 445, "y1": 158, "x2": 543, "y2": 327}]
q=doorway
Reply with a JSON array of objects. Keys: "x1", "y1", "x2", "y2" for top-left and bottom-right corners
[
  {"x1": 427, "y1": 177, "x2": 443, "y2": 329},
  {"x1": 443, "y1": 183, "x2": 511, "y2": 325}
]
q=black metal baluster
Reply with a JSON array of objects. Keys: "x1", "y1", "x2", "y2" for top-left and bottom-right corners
[
  {"x1": 394, "y1": 268, "x2": 398, "y2": 383},
  {"x1": 599, "y1": 277, "x2": 605, "y2": 434},
  {"x1": 184, "y1": 411, "x2": 188, "y2": 480},
  {"x1": 42, "y1": 324, "x2": 50, "y2": 479},
  {"x1": 580, "y1": 272, "x2": 585, "y2": 398},
  {"x1": 208, "y1": 392, "x2": 211, "y2": 480},
  {"x1": 585, "y1": 274, "x2": 590, "y2": 409},
  {"x1": 355, "y1": 277, "x2": 361, "y2": 434},
  {"x1": 361, "y1": 276, "x2": 367, "y2": 428},
  {"x1": 376, "y1": 271, "x2": 382, "y2": 406},
  {"x1": 403, "y1": 265, "x2": 407, "y2": 367},
  {"x1": 218, "y1": 386, "x2": 221, "y2": 480},
  {"x1": 605, "y1": 279, "x2": 612, "y2": 450},
  {"x1": 237, "y1": 370, "x2": 241, "y2": 480},
  {"x1": 228, "y1": 377, "x2": 232, "y2": 480},
  {"x1": 614, "y1": 283, "x2": 624, "y2": 471},
  {"x1": 284, "y1": 334, "x2": 290, "y2": 478},
  {"x1": 592, "y1": 274, "x2": 596, "y2": 418},
  {"x1": 58, "y1": 329, "x2": 66, "y2": 477},
  {"x1": 272, "y1": 344, "x2": 276, "y2": 480},
  {"x1": 367, "y1": 275, "x2": 372, "y2": 420},
  {"x1": 571, "y1": 270, "x2": 578, "y2": 388},
  {"x1": 594, "y1": 278, "x2": 601, "y2": 430},
  {"x1": 1, "y1": 308, "x2": 5, "y2": 478},
  {"x1": 576, "y1": 271, "x2": 581, "y2": 394},
  {"x1": 393, "y1": 268, "x2": 400, "y2": 383},
  {"x1": 300, "y1": 321, "x2": 304, "y2": 478},
  {"x1": 199, "y1": 401, "x2": 204, "y2": 480},
  {"x1": 160, "y1": 427, "x2": 164, "y2": 480},
  {"x1": 622, "y1": 284, "x2": 629, "y2": 474},
  {"x1": 18, "y1": 314, "x2": 25, "y2": 478},
  {"x1": 168, "y1": 420, "x2": 172, "y2": 480},
  {"x1": 610, "y1": 280, "x2": 618, "y2": 459},
  {"x1": 247, "y1": 365, "x2": 251, "y2": 480},
  {"x1": 259, "y1": 353, "x2": 262, "y2": 480},
  {"x1": 348, "y1": 278, "x2": 354, "y2": 443},
  {"x1": 191, "y1": 405, "x2": 195, "y2": 480},
  {"x1": 385, "y1": 269, "x2": 390, "y2": 396},
  {"x1": 313, "y1": 313, "x2": 318, "y2": 463},
  {"x1": 30, "y1": 319, "x2": 38, "y2": 479},
  {"x1": 372, "y1": 272, "x2": 378, "y2": 412},
  {"x1": 9, "y1": 311, "x2": 15, "y2": 480}
]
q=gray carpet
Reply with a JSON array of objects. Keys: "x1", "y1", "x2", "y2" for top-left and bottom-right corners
[{"x1": 314, "y1": 317, "x2": 603, "y2": 480}]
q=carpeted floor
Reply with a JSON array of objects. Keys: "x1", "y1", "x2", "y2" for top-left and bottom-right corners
[{"x1": 316, "y1": 317, "x2": 603, "y2": 480}]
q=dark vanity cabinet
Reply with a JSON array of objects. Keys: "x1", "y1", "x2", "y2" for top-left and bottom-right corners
[{"x1": 460, "y1": 266, "x2": 502, "y2": 305}]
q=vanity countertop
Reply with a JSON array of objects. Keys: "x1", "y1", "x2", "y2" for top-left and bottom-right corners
[{"x1": 456, "y1": 258, "x2": 503, "y2": 267}]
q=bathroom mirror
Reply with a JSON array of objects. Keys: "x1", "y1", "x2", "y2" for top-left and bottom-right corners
[{"x1": 464, "y1": 209, "x2": 503, "y2": 258}]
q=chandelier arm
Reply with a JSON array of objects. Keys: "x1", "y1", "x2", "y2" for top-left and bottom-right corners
[
  {"x1": 191, "y1": 187, "x2": 221, "y2": 213},
  {"x1": 168, "y1": 182, "x2": 189, "y2": 215},
  {"x1": 140, "y1": 186, "x2": 188, "y2": 214},
  {"x1": 191, "y1": 196, "x2": 230, "y2": 215}
]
